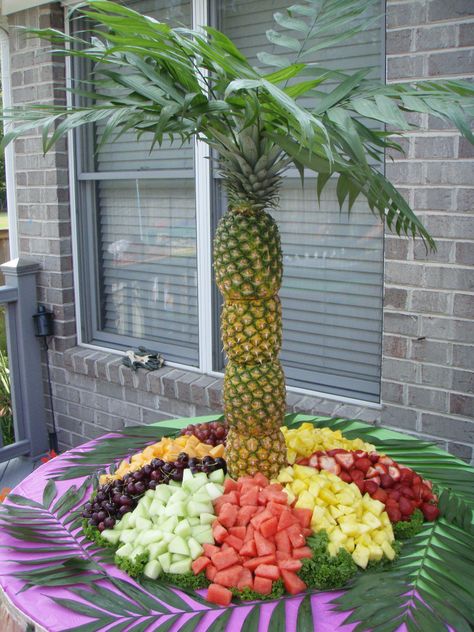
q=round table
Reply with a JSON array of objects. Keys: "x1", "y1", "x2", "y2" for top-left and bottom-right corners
[{"x1": 0, "y1": 414, "x2": 472, "y2": 632}]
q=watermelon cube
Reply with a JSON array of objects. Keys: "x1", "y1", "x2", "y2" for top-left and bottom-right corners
[
  {"x1": 224, "y1": 478, "x2": 240, "y2": 493},
  {"x1": 218, "y1": 503, "x2": 239, "y2": 529},
  {"x1": 212, "y1": 547, "x2": 240, "y2": 570},
  {"x1": 287, "y1": 524, "x2": 306, "y2": 549},
  {"x1": 225, "y1": 535, "x2": 244, "y2": 552},
  {"x1": 212, "y1": 523, "x2": 228, "y2": 543},
  {"x1": 254, "y1": 531, "x2": 276, "y2": 556},
  {"x1": 293, "y1": 508, "x2": 312, "y2": 529},
  {"x1": 236, "y1": 567, "x2": 253, "y2": 590},
  {"x1": 229, "y1": 526, "x2": 246, "y2": 540},
  {"x1": 292, "y1": 546, "x2": 312, "y2": 560},
  {"x1": 278, "y1": 559, "x2": 302, "y2": 572},
  {"x1": 240, "y1": 539, "x2": 257, "y2": 557},
  {"x1": 205, "y1": 564, "x2": 217, "y2": 581},
  {"x1": 214, "y1": 564, "x2": 243, "y2": 588},
  {"x1": 203, "y1": 543, "x2": 220, "y2": 558},
  {"x1": 243, "y1": 554, "x2": 276, "y2": 571},
  {"x1": 207, "y1": 583, "x2": 232, "y2": 606},
  {"x1": 237, "y1": 506, "x2": 258, "y2": 527},
  {"x1": 275, "y1": 530, "x2": 291, "y2": 554},
  {"x1": 253, "y1": 576, "x2": 272, "y2": 595},
  {"x1": 191, "y1": 556, "x2": 210, "y2": 575},
  {"x1": 281, "y1": 569, "x2": 307, "y2": 595},
  {"x1": 255, "y1": 564, "x2": 280, "y2": 580},
  {"x1": 260, "y1": 516, "x2": 278, "y2": 539}
]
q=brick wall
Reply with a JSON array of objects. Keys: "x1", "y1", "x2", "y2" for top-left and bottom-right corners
[
  {"x1": 383, "y1": 0, "x2": 474, "y2": 462},
  {"x1": 6, "y1": 2, "x2": 473, "y2": 461}
]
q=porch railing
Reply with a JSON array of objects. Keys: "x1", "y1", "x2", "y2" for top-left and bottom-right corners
[{"x1": 0, "y1": 258, "x2": 49, "y2": 462}]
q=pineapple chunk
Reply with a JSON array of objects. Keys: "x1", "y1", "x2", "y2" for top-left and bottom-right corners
[
  {"x1": 330, "y1": 527, "x2": 348, "y2": 546},
  {"x1": 372, "y1": 529, "x2": 388, "y2": 545},
  {"x1": 352, "y1": 544, "x2": 370, "y2": 569},
  {"x1": 336, "y1": 491, "x2": 355, "y2": 506},
  {"x1": 339, "y1": 519, "x2": 361, "y2": 538},
  {"x1": 329, "y1": 505, "x2": 344, "y2": 519},
  {"x1": 291, "y1": 479, "x2": 307, "y2": 495},
  {"x1": 277, "y1": 467, "x2": 294, "y2": 483},
  {"x1": 311, "y1": 505, "x2": 326, "y2": 525},
  {"x1": 295, "y1": 491, "x2": 315, "y2": 511},
  {"x1": 381, "y1": 540, "x2": 396, "y2": 560},
  {"x1": 362, "y1": 511, "x2": 382, "y2": 530},
  {"x1": 319, "y1": 488, "x2": 338, "y2": 505},
  {"x1": 345, "y1": 537, "x2": 355, "y2": 553},
  {"x1": 327, "y1": 541, "x2": 341, "y2": 557},
  {"x1": 368, "y1": 544, "x2": 384, "y2": 562}
]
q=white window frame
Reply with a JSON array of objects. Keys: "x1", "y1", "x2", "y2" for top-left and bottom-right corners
[{"x1": 64, "y1": 0, "x2": 382, "y2": 409}]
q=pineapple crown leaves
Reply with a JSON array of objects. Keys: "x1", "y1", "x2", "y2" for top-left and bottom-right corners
[{"x1": 2, "y1": 0, "x2": 474, "y2": 248}]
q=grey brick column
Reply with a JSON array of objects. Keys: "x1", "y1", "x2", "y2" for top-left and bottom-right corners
[
  {"x1": 8, "y1": 3, "x2": 76, "y2": 448},
  {"x1": 383, "y1": 0, "x2": 474, "y2": 462}
]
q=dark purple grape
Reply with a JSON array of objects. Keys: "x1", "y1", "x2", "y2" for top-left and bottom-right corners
[
  {"x1": 82, "y1": 510, "x2": 91, "y2": 518},
  {"x1": 112, "y1": 493, "x2": 122, "y2": 505},
  {"x1": 104, "y1": 517, "x2": 116, "y2": 529},
  {"x1": 134, "y1": 481, "x2": 146, "y2": 494},
  {"x1": 96, "y1": 492, "x2": 106, "y2": 502},
  {"x1": 104, "y1": 502, "x2": 115, "y2": 513},
  {"x1": 119, "y1": 495, "x2": 132, "y2": 506},
  {"x1": 151, "y1": 458, "x2": 164, "y2": 469},
  {"x1": 169, "y1": 469, "x2": 181, "y2": 482},
  {"x1": 151, "y1": 470, "x2": 162, "y2": 481},
  {"x1": 188, "y1": 458, "x2": 198, "y2": 468},
  {"x1": 97, "y1": 521, "x2": 106, "y2": 532},
  {"x1": 162, "y1": 463, "x2": 173, "y2": 474},
  {"x1": 143, "y1": 464, "x2": 152, "y2": 476},
  {"x1": 147, "y1": 480, "x2": 157, "y2": 490},
  {"x1": 177, "y1": 452, "x2": 189, "y2": 463},
  {"x1": 97, "y1": 511, "x2": 106, "y2": 522},
  {"x1": 92, "y1": 502, "x2": 101, "y2": 511},
  {"x1": 90, "y1": 516, "x2": 99, "y2": 526},
  {"x1": 84, "y1": 502, "x2": 92, "y2": 511},
  {"x1": 118, "y1": 505, "x2": 131, "y2": 516},
  {"x1": 201, "y1": 466, "x2": 211, "y2": 474},
  {"x1": 215, "y1": 457, "x2": 226, "y2": 467},
  {"x1": 132, "y1": 470, "x2": 144, "y2": 481},
  {"x1": 202, "y1": 456, "x2": 214, "y2": 465},
  {"x1": 127, "y1": 482, "x2": 136, "y2": 495}
]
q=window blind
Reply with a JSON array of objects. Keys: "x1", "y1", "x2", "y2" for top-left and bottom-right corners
[
  {"x1": 77, "y1": 0, "x2": 199, "y2": 365},
  {"x1": 215, "y1": 0, "x2": 384, "y2": 401}
]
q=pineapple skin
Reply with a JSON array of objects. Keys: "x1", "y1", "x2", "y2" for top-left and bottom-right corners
[
  {"x1": 214, "y1": 204, "x2": 288, "y2": 478},
  {"x1": 225, "y1": 428, "x2": 288, "y2": 479}
]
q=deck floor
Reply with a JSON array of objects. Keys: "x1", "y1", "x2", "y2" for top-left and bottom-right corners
[{"x1": 0, "y1": 456, "x2": 41, "y2": 491}]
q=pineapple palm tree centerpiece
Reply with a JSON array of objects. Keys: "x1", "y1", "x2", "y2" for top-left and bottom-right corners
[{"x1": 4, "y1": 0, "x2": 473, "y2": 478}]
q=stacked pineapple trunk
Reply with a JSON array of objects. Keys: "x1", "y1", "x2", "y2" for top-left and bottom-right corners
[{"x1": 214, "y1": 206, "x2": 288, "y2": 479}]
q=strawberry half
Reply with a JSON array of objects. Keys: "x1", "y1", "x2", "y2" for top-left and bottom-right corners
[
  {"x1": 388, "y1": 465, "x2": 401, "y2": 481},
  {"x1": 319, "y1": 456, "x2": 341, "y2": 475},
  {"x1": 334, "y1": 452, "x2": 355, "y2": 470}
]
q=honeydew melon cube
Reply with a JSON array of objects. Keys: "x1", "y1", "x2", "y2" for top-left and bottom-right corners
[
  {"x1": 130, "y1": 545, "x2": 145, "y2": 560},
  {"x1": 193, "y1": 526, "x2": 213, "y2": 544},
  {"x1": 188, "y1": 537, "x2": 203, "y2": 560},
  {"x1": 362, "y1": 512, "x2": 381, "y2": 530},
  {"x1": 164, "y1": 500, "x2": 187, "y2": 517},
  {"x1": 200, "y1": 512, "x2": 215, "y2": 526},
  {"x1": 174, "y1": 519, "x2": 192, "y2": 538},
  {"x1": 145, "y1": 489, "x2": 156, "y2": 499},
  {"x1": 161, "y1": 532, "x2": 174, "y2": 544},
  {"x1": 126, "y1": 513, "x2": 137, "y2": 529},
  {"x1": 168, "y1": 535, "x2": 190, "y2": 557},
  {"x1": 139, "y1": 529, "x2": 164, "y2": 546},
  {"x1": 205, "y1": 482, "x2": 224, "y2": 501},
  {"x1": 149, "y1": 500, "x2": 166, "y2": 517},
  {"x1": 136, "y1": 517, "x2": 153, "y2": 531},
  {"x1": 140, "y1": 496, "x2": 153, "y2": 512},
  {"x1": 133, "y1": 503, "x2": 149, "y2": 519},
  {"x1": 182, "y1": 469, "x2": 194, "y2": 486},
  {"x1": 188, "y1": 517, "x2": 201, "y2": 526},
  {"x1": 161, "y1": 516, "x2": 179, "y2": 533},
  {"x1": 381, "y1": 540, "x2": 396, "y2": 560},
  {"x1": 171, "y1": 553, "x2": 187, "y2": 562},
  {"x1": 168, "y1": 480, "x2": 181, "y2": 487},
  {"x1": 368, "y1": 544, "x2": 384, "y2": 562},
  {"x1": 169, "y1": 558, "x2": 192, "y2": 574},
  {"x1": 352, "y1": 544, "x2": 370, "y2": 569},
  {"x1": 148, "y1": 541, "x2": 169, "y2": 559},
  {"x1": 193, "y1": 491, "x2": 212, "y2": 504},
  {"x1": 187, "y1": 501, "x2": 214, "y2": 517},
  {"x1": 158, "y1": 552, "x2": 172, "y2": 573},
  {"x1": 119, "y1": 529, "x2": 137, "y2": 543},
  {"x1": 208, "y1": 469, "x2": 225, "y2": 484},
  {"x1": 170, "y1": 488, "x2": 188, "y2": 501},
  {"x1": 116, "y1": 543, "x2": 133, "y2": 558},
  {"x1": 144, "y1": 559, "x2": 162, "y2": 580},
  {"x1": 101, "y1": 529, "x2": 121, "y2": 545},
  {"x1": 154, "y1": 485, "x2": 172, "y2": 503}
]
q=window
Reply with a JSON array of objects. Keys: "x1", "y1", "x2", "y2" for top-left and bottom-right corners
[{"x1": 73, "y1": 0, "x2": 384, "y2": 402}]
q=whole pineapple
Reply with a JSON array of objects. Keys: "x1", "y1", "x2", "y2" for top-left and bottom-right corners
[{"x1": 213, "y1": 125, "x2": 289, "y2": 479}]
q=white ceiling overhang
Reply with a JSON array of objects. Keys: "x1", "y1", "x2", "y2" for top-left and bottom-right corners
[{"x1": 1, "y1": 1, "x2": 81, "y2": 16}]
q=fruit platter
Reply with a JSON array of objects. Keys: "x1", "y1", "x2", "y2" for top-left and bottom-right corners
[{"x1": 0, "y1": 414, "x2": 473, "y2": 632}]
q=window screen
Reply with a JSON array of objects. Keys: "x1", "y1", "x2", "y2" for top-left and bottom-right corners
[{"x1": 213, "y1": 0, "x2": 384, "y2": 401}]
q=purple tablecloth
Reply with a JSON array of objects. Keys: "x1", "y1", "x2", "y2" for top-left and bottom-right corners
[{"x1": 0, "y1": 438, "x2": 409, "y2": 632}]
